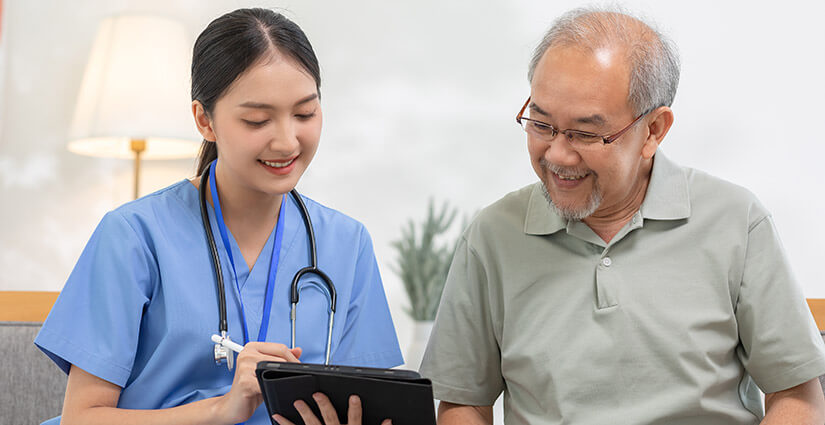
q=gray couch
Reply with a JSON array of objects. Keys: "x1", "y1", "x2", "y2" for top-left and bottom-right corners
[
  {"x1": 1, "y1": 322, "x2": 66, "y2": 425},
  {"x1": 1, "y1": 322, "x2": 824, "y2": 425}
]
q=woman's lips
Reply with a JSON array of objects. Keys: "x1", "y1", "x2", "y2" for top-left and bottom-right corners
[{"x1": 258, "y1": 157, "x2": 297, "y2": 175}]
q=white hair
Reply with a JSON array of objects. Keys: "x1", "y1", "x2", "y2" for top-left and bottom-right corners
[{"x1": 528, "y1": 6, "x2": 681, "y2": 116}]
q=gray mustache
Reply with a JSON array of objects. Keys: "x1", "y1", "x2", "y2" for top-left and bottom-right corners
[{"x1": 539, "y1": 158, "x2": 595, "y2": 178}]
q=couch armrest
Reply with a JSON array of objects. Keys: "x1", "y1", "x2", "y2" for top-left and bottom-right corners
[{"x1": 0, "y1": 291, "x2": 59, "y2": 322}]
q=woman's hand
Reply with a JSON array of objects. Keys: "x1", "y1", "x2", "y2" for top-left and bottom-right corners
[
  {"x1": 272, "y1": 393, "x2": 391, "y2": 425},
  {"x1": 214, "y1": 342, "x2": 302, "y2": 424}
]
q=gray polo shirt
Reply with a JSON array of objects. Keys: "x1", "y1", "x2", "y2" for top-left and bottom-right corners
[{"x1": 419, "y1": 152, "x2": 825, "y2": 425}]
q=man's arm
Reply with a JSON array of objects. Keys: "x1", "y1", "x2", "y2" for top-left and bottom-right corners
[
  {"x1": 437, "y1": 401, "x2": 493, "y2": 425},
  {"x1": 761, "y1": 378, "x2": 825, "y2": 424}
]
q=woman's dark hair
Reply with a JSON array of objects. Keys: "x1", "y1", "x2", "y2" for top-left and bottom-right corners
[{"x1": 192, "y1": 8, "x2": 321, "y2": 175}]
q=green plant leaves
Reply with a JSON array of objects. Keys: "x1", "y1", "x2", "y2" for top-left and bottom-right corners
[{"x1": 391, "y1": 199, "x2": 460, "y2": 321}]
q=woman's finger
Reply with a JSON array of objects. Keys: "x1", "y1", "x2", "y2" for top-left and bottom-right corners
[
  {"x1": 312, "y1": 392, "x2": 341, "y2": 425},
  {"x1": 294, "y1": 399, "x2": 323, "y2": 425},
  {"x1": 246, "y1": 342, "x2": 301, "y2": 363},
  {"x1": 347, "y1": 395, "x2": 363, "y2": 425}
]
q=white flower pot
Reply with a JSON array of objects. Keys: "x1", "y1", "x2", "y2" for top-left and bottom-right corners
[{"x1": 404, "y1": 320, "x2": 434, "y2": 370}]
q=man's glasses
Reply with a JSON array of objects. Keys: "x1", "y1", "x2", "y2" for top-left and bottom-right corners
[{"x1": 515, "y1": 96, "x2": 647, "y2": 150}]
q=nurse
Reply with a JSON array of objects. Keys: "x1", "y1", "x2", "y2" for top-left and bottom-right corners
[{"x1": 35, "y1": 8, "x2": 403, "y2": 425}]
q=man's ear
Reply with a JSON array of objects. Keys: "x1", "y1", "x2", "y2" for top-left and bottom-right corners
[
  {"x1": 192, "y1": 100, "x2": 216, "y2": 142},
  {"x1": 641, "y1": 106, "x2": 674, "y2": 159}
]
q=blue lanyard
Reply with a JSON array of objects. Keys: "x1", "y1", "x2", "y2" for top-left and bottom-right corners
[{"x1": 208, "y1": 161, "x2": 286, "y2": 344}]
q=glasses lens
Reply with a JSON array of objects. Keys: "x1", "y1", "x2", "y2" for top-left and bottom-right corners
[
  {"x1": 524, "y1": 120, "x2": 556, "y2": 138},
  {"x1": 567, "y1": 131, "x2": 602, "y2": 147}
]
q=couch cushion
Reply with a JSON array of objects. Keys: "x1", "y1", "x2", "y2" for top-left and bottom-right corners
[
  {"x1": 0, "y1": 322, "x2": 66, "y2": 425},
  {"x1": 1, "y1": 326, "x2": 822, "y2": 424},
  {"x1": 817, "y1": 332, "x2": 825, "y2": 425}
]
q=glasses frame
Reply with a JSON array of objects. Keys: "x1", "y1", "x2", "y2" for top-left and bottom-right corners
[{"x1": 515, "y1": 96, "x2": 647, "y2": 145}]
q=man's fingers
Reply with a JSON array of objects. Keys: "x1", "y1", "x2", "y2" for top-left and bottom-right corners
[
  {"x1": 272, "y1": 414, "x2": 296, "y2": 425},
  {"x1": 294, "y1": 399, "x2": 323, "y2": 425},
  {"x1": 313, "y1": 392, "x2": 341, "y2": 425},
  {"x1": 347, "y1": 395, "x2": 363, "y2": 425}
]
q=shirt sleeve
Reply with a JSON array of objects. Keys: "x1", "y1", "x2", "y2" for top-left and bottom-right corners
[
  {"x1": 735, "y1": 215, "x2": 825, "y2": 393},
  {"x1": 34, "y1": 211, "x2": 156, "y2": 387},
  {"x1": 419, "y1": 235, "x2": 504, "y2": 405},
  {"x1": 333, "y1": 225, "x2": 404, "y2": 368}
]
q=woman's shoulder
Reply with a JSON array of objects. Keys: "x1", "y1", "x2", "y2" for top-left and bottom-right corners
[
  {"x1": 99, "y1": 180, "x2": 200, "y2": 239},
  {"x1": 110, "y1": 180, "x2": 199, "y2": 221},
  {"x1": 294, "y1": 193, "x2": 370, "y2": 240}
]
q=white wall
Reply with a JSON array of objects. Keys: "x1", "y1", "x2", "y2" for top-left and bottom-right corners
[{"x1": 1, "y1": 0, "x2": 824, "y2": 373}]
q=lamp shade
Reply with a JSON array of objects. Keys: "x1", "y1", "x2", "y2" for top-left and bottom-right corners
[{"x1": 68, "y1": 14, "x2": 199, "y2": 159}]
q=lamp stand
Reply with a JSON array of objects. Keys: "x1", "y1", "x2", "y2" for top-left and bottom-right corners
[{"x1": 131, "y1": 139, "x2": 146, "y2": 199}]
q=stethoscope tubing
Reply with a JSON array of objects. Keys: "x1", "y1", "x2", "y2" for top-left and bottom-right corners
[
  {"x1": 199, "y1": 168, "x2": 228, "y2": 335},
  {"x1": 199, "y1": 163, "x2": 337, "y2": 365}
]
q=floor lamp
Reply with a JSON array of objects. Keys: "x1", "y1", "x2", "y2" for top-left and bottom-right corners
[{"x1": 67, "y1": 14, "x2": 199, "y2": 199}]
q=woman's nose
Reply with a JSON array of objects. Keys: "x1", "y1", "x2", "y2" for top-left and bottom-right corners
[{"x1": 268, "y1": 120, "x2": 300, "y2": 154}]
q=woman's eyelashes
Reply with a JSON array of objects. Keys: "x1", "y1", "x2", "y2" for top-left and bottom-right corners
[
  {"x1": 241, "y1": 109, "x2": 316, "y2": 128},
  {"x1": 295, "y1": 108, "x2": 317, "y2": 120},
  {"x1": 242, "y1": 119, "x2": 270, "y2": 128}
]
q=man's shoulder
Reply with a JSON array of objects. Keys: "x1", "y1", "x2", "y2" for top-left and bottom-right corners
[
  {"x1": 683, "y1": 165, "x2": 770, "y2": 224},
  {"x1": 684, "y1": 165, "x2": 752, "y2": 200},
  {"x1": 464, "y1": 183, "x2": 539, "y2": 243},
  {"x1": 481, "y1": 182, "x2": 537, "y2": 217}
]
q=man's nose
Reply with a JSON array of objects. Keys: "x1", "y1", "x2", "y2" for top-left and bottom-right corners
[{"x1": 545, "y1": 133, "x2": 581, "y2": 167}]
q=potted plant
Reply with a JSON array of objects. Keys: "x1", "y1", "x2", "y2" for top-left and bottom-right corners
[{"x1": 391, "y1": 199, "x2": 461, "y2": 369}]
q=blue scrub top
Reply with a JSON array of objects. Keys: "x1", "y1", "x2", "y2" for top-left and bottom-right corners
[{"x1": 35, "y1": 180, "x2": 403, "y2": 424}]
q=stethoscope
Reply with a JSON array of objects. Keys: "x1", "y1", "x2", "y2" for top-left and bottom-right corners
[{"x1": 199, "y1": 161, "x2": 337, "y2": 369}]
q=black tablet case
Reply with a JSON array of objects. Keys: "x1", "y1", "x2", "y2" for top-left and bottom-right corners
[{"x1": 256, "y1": 361, "x2": 436, "y2": 425}]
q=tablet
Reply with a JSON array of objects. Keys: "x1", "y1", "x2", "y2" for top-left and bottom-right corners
[{"x1": 256, "y1": 361, "x2": 436, "y2": 425}]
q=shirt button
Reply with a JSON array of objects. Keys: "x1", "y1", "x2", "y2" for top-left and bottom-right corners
[{"x1": 601, "y1": 257, "x2": 612, "y2": 267}]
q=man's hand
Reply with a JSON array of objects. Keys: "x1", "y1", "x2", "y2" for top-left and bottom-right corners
[{"x1": 272, "y1": 393, "x2": 391, "y2": 425}]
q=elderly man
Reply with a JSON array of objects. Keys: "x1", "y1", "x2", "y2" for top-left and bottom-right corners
[{"x1": 419, "y1": 7, "x2": 825, "y2": 425}]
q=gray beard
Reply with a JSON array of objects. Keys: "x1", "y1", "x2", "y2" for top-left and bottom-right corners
[
  {"x1": 540, "y1": 182, "x2": 602, "y2": 221},
  {"x1": 539, "y1": 159, "x2": 603, "y2": 221}
]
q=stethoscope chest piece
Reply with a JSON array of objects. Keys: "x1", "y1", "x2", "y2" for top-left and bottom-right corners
[
  {"x1": 214, "y1": 339, "x2": 234, "y2": 370},
  {"x1": 211, "y1": 332, "x2": 244, "y2": 370}
]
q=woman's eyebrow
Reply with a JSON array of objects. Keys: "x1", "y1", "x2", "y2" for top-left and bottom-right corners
[
  {"x1": 294, "y1": 93, "x2": 318, "y2": 106},
  {"x1": 237, "y1": 93, "x2": 319, "y2": 110}
]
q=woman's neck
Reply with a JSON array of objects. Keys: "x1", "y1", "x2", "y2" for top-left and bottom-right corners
[{"x1": 201, "y1": 163, "x2": 285, "y2": 270}]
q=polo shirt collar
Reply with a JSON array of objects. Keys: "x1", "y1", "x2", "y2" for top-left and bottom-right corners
[
  {"x1": 640, "y1": 150, "x2": 691, "y2": 221},
  {"x1": 523, "y1": 150, "x2": 690, "y2": 236},
  {"x1": 524, "y1": 183, "x2": 568, "y2": 235}
]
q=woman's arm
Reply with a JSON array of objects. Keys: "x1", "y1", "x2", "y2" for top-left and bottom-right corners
[
  {"x1": 61, "y1": 342, "x2": 302, "y2": 425},
  {"x1": 61, "y1": 366, "x2": 224, "y2": 425}
]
